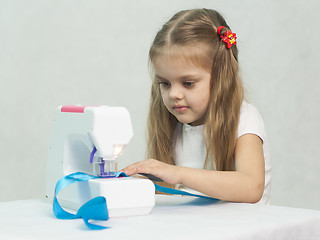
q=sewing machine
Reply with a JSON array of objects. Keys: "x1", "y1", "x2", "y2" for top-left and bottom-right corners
[{"x1": 45, "y1": 105, "x2": 155, "y2": 217}]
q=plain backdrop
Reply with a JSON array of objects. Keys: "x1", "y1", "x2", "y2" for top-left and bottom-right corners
[{"x1": 0, "y1": 0, "x2": 319, "y2": 210}]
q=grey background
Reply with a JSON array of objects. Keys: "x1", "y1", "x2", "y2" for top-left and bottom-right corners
[{"x1": 1, "y1": 0, "x2": 319, "y2": 210}]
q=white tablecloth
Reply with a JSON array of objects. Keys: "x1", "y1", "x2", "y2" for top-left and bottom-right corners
[{"x1": 1, "y1": 196, "x2": 320, "y2": 240}]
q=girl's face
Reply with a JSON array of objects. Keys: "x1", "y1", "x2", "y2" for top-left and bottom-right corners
[{"x1": 154, "y1": 55, "x2": 211, "y2": 126}]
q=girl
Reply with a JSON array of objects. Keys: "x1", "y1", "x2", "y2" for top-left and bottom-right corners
[{"x1": 123, "y1": 8, "x2": 271, "y2": 204}]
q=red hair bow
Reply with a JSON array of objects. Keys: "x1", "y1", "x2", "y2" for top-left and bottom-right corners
[{"x1": 217, "y1": 26, "x2": 237, "y2": 49}]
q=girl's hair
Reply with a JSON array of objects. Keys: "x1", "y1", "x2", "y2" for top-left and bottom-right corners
[{"x1": 147, "y1": 9, "x2": 244, "y2": 171}]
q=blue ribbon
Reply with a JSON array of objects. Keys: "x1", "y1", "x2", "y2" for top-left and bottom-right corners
[
  {"x1": 53, "y1": 172, "x2": 126, "y2": 230},
  {"x1": 153, "y1": 182, "x2": 219, "y2": 200},
  {"x1": 53, "y1": 172, "x2": 219, "y2": 230}
]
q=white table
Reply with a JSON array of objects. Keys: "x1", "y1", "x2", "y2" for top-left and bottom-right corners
[{"x1": 1, "y1": 196, "x2": 320, "y2": 240}]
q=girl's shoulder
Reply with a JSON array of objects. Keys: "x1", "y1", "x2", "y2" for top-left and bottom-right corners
[
  {"x1": 238, "y1": 101, "x2": 266, "y2": 141},
  {"x1": 239, "y1": 101, "x2": 264, "y2": 122},
  {"x1": 240, "y1": 101, "x2": 260, "y2": 114}
]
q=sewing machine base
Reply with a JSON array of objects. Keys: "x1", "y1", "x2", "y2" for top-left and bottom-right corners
[{"x1": 57, "y1": 176, "x2": 155, "y2": 217}]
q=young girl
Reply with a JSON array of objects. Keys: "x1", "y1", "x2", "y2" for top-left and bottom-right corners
[{"x1": 122, "y1": 8, "x2": 271, "y2": 204}]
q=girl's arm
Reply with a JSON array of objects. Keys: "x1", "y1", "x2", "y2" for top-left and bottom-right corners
[{"x1": 122, "y1": 133, "x2": 265, "y2": 203}]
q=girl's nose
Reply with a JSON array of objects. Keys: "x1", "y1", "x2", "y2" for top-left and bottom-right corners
[{"x1": 169, "y1": 86, "x2": 183, "y2": 99}]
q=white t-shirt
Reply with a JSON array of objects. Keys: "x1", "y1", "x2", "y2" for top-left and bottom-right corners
[{"x1": 174, "y1": 101, "x2": 271, "y2": 204}]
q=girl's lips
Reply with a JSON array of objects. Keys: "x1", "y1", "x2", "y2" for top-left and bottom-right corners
[{"x1": 173, "y1": 105, "x2": 189, "y2": 112}]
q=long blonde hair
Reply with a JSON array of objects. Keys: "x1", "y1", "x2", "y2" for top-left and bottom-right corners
[{"x1": 147, "y1": 9, "x2": 244, "y2": 171}]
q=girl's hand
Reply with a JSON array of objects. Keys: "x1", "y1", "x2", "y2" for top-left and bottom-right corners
[{"x1": 122, "y1": 159, "x2": 181, "y2": 185}]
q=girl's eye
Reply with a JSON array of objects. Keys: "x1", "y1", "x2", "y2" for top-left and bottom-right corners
[
  {"x1": 159, "y1": 81, "x2": 171, "y2": 87},
  {"x1": 183, "y1": 82, "x2": 194, "y2": 87}
]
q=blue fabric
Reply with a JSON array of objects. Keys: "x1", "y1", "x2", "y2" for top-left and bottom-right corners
[
  {"x1": 53, "y1": 172, "x2": 127, "y2": 230},
  {"x1": 154, "y1": 183, "x2": 219, "y2": 201},
  {"x1": 53, "y1": 172, "x2": 219, "y2": 230}
]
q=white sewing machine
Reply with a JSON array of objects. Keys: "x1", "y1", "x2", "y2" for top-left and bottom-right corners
[{"x1": 46, "y1": 105, "x2": 155, "y2": 217}]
